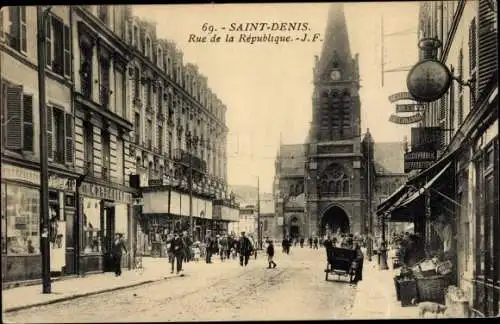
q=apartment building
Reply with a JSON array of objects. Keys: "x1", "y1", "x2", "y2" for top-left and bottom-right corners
[{"x1": 122, "y1": 8, "x2": 235, "y2": 254}]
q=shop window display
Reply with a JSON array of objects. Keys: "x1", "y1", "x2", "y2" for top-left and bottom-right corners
[
  {"x1": 83, "y1": 198, "x2": 102, "y2": 253},
  {"x1": 4, "y1": 184, "x2": 40, "y2": 255}
]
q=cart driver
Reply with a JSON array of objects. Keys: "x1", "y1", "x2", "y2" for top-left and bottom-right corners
[{"x1": 323, "y1": 235, "x2": 334, "y2": 249}]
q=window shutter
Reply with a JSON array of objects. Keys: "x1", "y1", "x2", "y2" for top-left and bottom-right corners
[
  {"x1": 65, "y1": 113, "x2": 73, "y2": 164},
  {"x1": 63, "y1": 25, "x2": 71, "y2": 77},
  {"x1": 8, "y1": 7, "x2": 19, "y2": 49},
  {"x1": 45, "y1": 15, "x2": 52, "y2": 67},
  {"x1": 46, "y1": 105, "x2": 53, "y2": 159},
  {"x1": 22, "y1": 94, "x2": 34, "y2": 152},
  {"x1": 5, "y1": 85, "x2": 23, "y2": 150},
  {"x1": 20, "y1": 7, "x2": 26, "y2": 52},
  {"x1": 468, "y1": 18, "x2": 476, "y2": 109}
]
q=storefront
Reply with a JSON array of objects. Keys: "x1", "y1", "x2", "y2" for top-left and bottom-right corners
[
  {"x1": 1, "y1": 163, "x2": 77, "y2": 282},
  {"x1": 212, "y1": 199, "x2": 239, "y2": 237},
  {"x1": 78, "y1": 181, "x2": 133, "y2": 273}
]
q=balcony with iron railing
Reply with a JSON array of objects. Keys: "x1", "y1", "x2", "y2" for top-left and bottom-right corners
[{"x1": 172, "y1": 148, "x2": 207, "y2": 173}]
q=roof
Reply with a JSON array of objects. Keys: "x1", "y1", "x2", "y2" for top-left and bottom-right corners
[
  {"x1": 373, "y1": 142, "x2": 406, "y2": 174},
  {"x1": 279, "y1": 144, "x2": 306, "y2": 177},
  {"x1": 317, "y1": 3, "x2": 353, "y2": 76}
]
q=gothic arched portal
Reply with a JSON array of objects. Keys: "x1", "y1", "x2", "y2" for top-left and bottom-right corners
[{"x1": 320, "y1": 205, "x2": 350, "y2": 236}]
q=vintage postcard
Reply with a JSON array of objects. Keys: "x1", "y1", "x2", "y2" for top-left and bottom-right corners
[{"x1": 1, "y1": 1, "x2": 498, "y2": 322}]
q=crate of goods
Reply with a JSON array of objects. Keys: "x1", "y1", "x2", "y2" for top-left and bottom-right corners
[
  {"x1": 398, "y1": 278, "x2": 418, "y2": 307},
  {"x1": 415, "y1": 259, "x2": 438, "y2": 277},
  {"x1": 415, "y1": 274, "x2": 452, "y2": 304}
]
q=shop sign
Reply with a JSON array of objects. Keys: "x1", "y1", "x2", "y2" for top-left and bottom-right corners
[
  {"x1": 404, "y1": 151, "x2": 437, "y2": 173},
  {"x1": 388, "y1": 92, "x2": 415, "y2": 103},
  {"x1": 388, "y1": 113, "x2": 422, "y2": 124},
  {"x1": 396, "y1": 103, "x2": 425, "y2": 113},
  {"x1": 80, "y1": 182, "x2": 132, "y2": 204},
  {"x1": 411, "y1": 127, "x2": 443, "y2": 151},
  {"x1": 406, "y1": 60, "x2": 452, "y2": 103},
  {"x1": 148, "y1": 179, "x2": 163, "y2": 186},
  {"x1": 1, "y1": 164, "x2": 76, "y2": 191}
]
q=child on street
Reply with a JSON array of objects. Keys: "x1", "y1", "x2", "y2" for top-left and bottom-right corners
[{"x1": 267, "y1": 240, "x2": 277, "y2": 269}]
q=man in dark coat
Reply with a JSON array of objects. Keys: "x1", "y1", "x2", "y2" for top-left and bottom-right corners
[
  {"x1": 169, "y1": 233, "x2": 185, "y2": 274},
  {"x1": 300, "y1": 237, "x2": 305, "y2": 248},
  {"x1": 267, "y1": 240, "x2": 277, "y2": 268},
  {"x1": 205, "y1": 231, "x2": 214, "y2": 264},
  {"x1": 238, "y1": 232, "x2": 253, "y2": 267},
  {"x1": 112, "y1": 233, "x2": 127, "y2": 276}
]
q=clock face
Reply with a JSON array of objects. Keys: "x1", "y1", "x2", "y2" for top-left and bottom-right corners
[
  {"x1": 330, "y1": 70, "x2": 341, "y2": 81},
  {"x1": 406, "y1": 60, "x2": 452, "y2": 102}
]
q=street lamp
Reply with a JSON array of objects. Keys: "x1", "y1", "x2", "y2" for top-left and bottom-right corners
[{"x1": 37, "y1": 5, "x2": 53, "y2": 294}]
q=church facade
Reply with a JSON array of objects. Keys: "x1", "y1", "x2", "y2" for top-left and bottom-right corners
[{"x1": 273, "y1": 4, "x2": 407, "y2": 240}]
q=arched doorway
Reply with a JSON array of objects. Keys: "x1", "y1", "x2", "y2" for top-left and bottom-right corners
[
  {"x1": 320, "y1": 205, "x2": 350, "y2": 236},
  {"x1": 290, "y1": 216, "x2": 300, "y2": 239}
]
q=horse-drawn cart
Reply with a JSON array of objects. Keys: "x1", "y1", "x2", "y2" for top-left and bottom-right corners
[{"x1": 325, "y1": 246, "x2": 357, "y2": 282}]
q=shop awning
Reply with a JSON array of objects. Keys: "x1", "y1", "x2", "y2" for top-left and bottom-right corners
[
  {"x1": 388, "y1": 162, "x2": 452, "y2": 222},
  {"x1": 376, "y1": 184, "x2": 410, "y2": 216}
]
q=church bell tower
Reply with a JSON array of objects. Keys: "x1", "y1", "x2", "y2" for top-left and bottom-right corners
[{"x1": 305, "y1": 4, "x2": 367, "y2": 237}]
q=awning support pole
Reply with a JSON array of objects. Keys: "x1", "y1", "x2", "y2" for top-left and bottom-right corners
[{"x1": 428, "y1": 188, "x2": 463, "y2": 208}]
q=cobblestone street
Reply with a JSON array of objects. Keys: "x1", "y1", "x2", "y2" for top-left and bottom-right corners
[{"x1": 3, "y1": 248, "x2": 357, "y2": 323}]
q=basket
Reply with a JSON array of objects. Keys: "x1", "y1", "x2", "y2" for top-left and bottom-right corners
[
  {"x1": 415, "y1": 274, "x2": 452, "y2": 304},
  {"x1": 398, "y1": 278, "x2": 418, "y2": 307}
]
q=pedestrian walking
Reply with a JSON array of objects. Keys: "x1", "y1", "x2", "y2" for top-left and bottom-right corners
[
  {"x1": 220, "y1": 235, "x2": 229, "y2": 262},
  {"x1": 266, "y1": 240, "x2": 277, "y2": 269},
  {"x1": 313, "y1": 237, "x2": 319, "y2": 249},
  {"x1": 300, "y1": 237, "x2": 304, "y2": 248},
  {"x1": 205, "y1": 231, "x2": 214, "y2": 264},
  {"x1": 238, "y1": 232, "x2": 253, "y2": 267},
  {"x1": 350, "y1": 243, "x2": 364, "y2": 284},
  {"x1": 308, "y1": 237, "x2": 313, "y2": 248},
  {"x1": 165, "y1": 233, "x2": 174, "y2": 264},
  {"x1": 183, "y1": 231, "x2": 193, "y2": 263},
  {"x1": 112, "y1": 233, "x2": 127, "y2": 276},
  {"x1": 170, "y1": 233, "x2": 186, "y2": 275}
]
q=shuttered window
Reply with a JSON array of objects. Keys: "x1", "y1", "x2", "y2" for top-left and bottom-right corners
[
  {"x1": 7, "y1": 7, "x2": 26, "y2": 53},
  {"x1": 65, "y1": 114, "x2": 73, "y2": 164},
  {"x1": 3, "y1": 83, "x2": 34, "y2": 153},
  {"x1": 458, "y1": 48, "x2": 464, "y2": 124},
  {"x1": 63, "y1": 25, "x2": 71, "y2": 77},
  {"x1": 468, "y1": 18, "x2": 477, "y2": 108},
  {"x1": 46, "y1": 105, "x2": 53, "y2": 159},
  {"x1": 22, "y1": 95, "x2": 33, "y2": 152}
]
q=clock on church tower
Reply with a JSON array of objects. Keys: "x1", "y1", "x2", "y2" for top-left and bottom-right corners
[{"x1": 330, "y1": 69, "x2": 341, "y2": 81}]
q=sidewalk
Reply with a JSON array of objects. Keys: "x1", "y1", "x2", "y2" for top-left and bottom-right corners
[
  {"x1": 2, "y1": 255, "x2": 241, "y2": 313},
  {"x1": 348, "y1": 258, "x2": 420, "y2": 319}
]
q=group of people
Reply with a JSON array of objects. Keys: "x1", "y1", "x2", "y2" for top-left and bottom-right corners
[{"x1": 160, "y1": 230, "x2": 262, "y2": 274}]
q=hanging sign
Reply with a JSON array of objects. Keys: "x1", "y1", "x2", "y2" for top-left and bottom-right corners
[
  {"x1": 396, "y1": 103, "x2": 426, "y2": 113},
  {"x1": 411, "y1": 127, "x2": 443, "y2": 151},
  {"x1": 407, "y1": 60, "x2": 452, "y2": 102},
  {"x1": 388, "y1": 113, "x2": 423, "y2": 124},
  {"x1": 388, "y1": 92, "x2": 415, "y2": 103},
  {"x1": 404, "y1": 151, "x2": 437, "y2": 173}
]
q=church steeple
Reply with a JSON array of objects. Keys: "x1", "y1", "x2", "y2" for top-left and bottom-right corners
[{"x1": 316, "y1": 3, "x2": 354, "y2": 81}]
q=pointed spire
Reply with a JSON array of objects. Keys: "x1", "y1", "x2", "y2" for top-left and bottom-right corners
[{"x1": 317, "y1": 3, "x2": 353, "y2": 76}]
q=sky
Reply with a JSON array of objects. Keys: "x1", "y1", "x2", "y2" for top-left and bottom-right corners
[{"x1": 133, "y1": 2, "x2": 420, "y2": 193}]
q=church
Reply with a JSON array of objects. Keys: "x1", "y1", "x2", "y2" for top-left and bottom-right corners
[{"x1": 273, "y1": 4, "x2": 407, "y2": 240}]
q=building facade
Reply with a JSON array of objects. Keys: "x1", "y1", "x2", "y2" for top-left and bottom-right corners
[
  {"x1": 1, "y1": 5, "x2": 137, "y2": 282},
  {"x1": 72, "y1": 5, "x2": 136, "y2": 274},
  {"x1": 121, "y1": 7, "x2": 234, "y2": 254},
  {"x1": 377, "y1": 0, "x2": 498, "y2": 317},
  {"x1": 1, "y1": 6, "x2": 80, "y2": 282}
]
